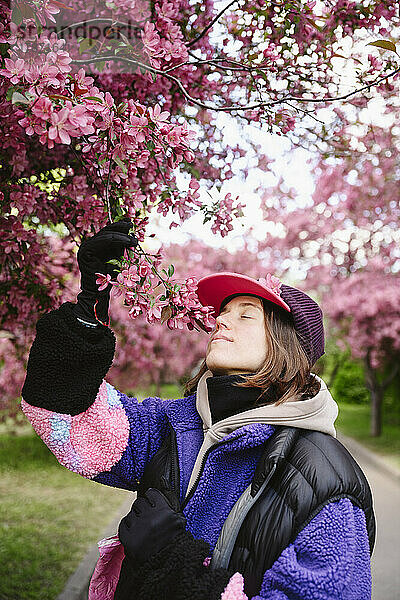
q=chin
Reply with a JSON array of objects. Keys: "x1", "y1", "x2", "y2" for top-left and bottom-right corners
[{"x1": 206, "y1": 358, "x2": 239, "y2": 376}]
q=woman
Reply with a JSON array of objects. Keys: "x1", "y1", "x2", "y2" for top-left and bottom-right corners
[{"x1": 21, "y1": 221, "x2": 375, "y2": 600}]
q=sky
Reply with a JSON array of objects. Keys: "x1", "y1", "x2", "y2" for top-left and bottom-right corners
[
  {"x1": 147, "y1": 17, "x2": 393, "y2": 254},
  {"x1": 148, "y1": 120, "x2": 315, "y2": 253}
]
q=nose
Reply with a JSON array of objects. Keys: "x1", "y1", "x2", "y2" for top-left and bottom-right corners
[{"x1": 215, "y1": 312, "x2": 230, "y2": 329}]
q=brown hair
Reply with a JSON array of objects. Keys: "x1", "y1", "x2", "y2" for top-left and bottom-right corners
[{"x1": 184, "y1": 299, "x2": 321, "y2": 405}]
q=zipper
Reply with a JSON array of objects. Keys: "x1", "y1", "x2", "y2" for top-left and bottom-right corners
[
  {"x1": 182, "y1": 432, "x2": 245, "y2": 510},
  {"x1": 168, "y1": 423, "x2": 180, "y2": 496}
]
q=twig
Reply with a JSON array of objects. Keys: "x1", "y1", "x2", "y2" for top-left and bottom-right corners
[
  {"x1": 70, "y1": 54, "x2": 400, "y2": 112},
  {"x1": 186, "y1": 0, "x2": 242, "y2": 48},
  {"x1": 105, "y1": 132, "x2": 113, "y2": 223}
]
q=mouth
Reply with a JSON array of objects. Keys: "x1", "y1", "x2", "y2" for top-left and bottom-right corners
[{"x1": 211, "y1": 336, "x2": 233, "y2": 343}]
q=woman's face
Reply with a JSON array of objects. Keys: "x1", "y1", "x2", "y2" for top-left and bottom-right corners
[{"x1": 205, "y1": 295, "x2": 268, "y2": 376}]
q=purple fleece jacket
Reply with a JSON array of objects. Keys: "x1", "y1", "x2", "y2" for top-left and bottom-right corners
[{"x1": 21, "y1": 381, "x2": 372, "y2": 599}]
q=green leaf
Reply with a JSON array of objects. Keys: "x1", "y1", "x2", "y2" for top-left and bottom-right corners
[
  {"x1": 167, "y1": 264, "x2": 175, "y2": 277},
  {"x1": 33, "y1": 12, "x2": 43, "y2": 35},
  {"x1": 6, "y1": 86, "x2": 16, "y2": 102},
  {"x1": 11, "y1": 91, "x2": 30, "y2": 105},
  {"x1": 107, "y1": 259, "x2": 121, "y2": 266},
  {"x1": 161, "y1": 305, "x2": 173, "y2": 324},
  {"x1": 95, "y1": 61, "x2": 106, "y2": 73},
  {"x1": 119, "y1": 32, "x2": 134, "y2": 49},
  {"x1": 20, "y1": 2, "x2": 35, "y2": 19},
  {"x1": 367, "y1": 40, "x2": 398, "y2": 54},
  {"x1": 113, "y1": 155, "x2": 128, "y2": 174},
  {"x1": 79, "y1": 38, "x2": 96, "y2": 55},
  {"x1": 84, "y1": 96, "x2": 103, "y2": 103},
  {"x1": 11, "y1": 5, "x2": 23, "y2": 25}
]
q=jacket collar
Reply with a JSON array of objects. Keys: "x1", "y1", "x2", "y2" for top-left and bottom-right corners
[{"x1": 196, "y1": 369, "x2": 338, "y2": 439}]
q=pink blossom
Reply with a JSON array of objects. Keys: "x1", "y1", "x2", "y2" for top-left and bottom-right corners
[
  {"x1": 137, "y1": 150, "x2": 150, "y2": 168},
  {"x1": 74, "y1": 68, "x2": 94, "y2": 90},
  {"x1": 146, "y1": 295, "x2": 169, "y2": 323},
  {"x1": 96, "y1": 273, "x2": 112, "y2": 290},
  {"x1": 37, "y1": 0, "x2": 60, "y2": 25},
  {"x1": 1, "y1": 57, "x2": 26, "y2": 84},
  {"x1": 141, "y1": 21, "x2": 162, "y2": 57},
  {"x1": 148, "y1": 104, "x2": 170, "y2": 125},
  {"x1": 48, "y1": 108, "x2": 73, "y2": 145},
  {"x1": 117, "y1": 266, "x2": 139, "y2": 287},
  {"x1": 31, "y1": 97, "x2": 53, "y2": 121},
  {"x1": 68, "y1": 105, "x2": 95, "y2": 133},
  {"x1": 128, "y1": 303, "x2": 143, "y2": 319},
  {"x1": 137, "y1": 261, "x2": 152, "y2": 278},
  {"x1": 258, "y1": 274, "x2": 282, "y2": 296},
  {"x1": 127, "y1": 114, "x2": 148, "y2": 143},
  {"x1": 47, "y1": 50, "x2": 72, "y2": 73}
]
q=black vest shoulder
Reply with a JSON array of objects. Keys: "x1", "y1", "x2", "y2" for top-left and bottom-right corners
[{"x1": 229, "y1": 426, "x2": 376, "y2": 598}]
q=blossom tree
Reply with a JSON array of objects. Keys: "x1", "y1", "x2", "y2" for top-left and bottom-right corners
[
  {"x1": 1, "y1": 0, "x2": 399, "y2": 338},
  {"x1": 323, "y1": 267, "x2": 400, "y2": 436},
  {"x1": 256, "y1": 113, "x2": 400, "y2": 436},
  {"x1": 1, "y1": 0, "x2": 400, "y2": 427}
]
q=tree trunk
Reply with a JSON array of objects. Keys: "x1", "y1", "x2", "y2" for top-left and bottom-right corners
[
  {"x1": 327, "y1": 359, "x2": 343, "y2": 389},
  {"x1": 364, "y1": 351, "x2": 383, "y2": 438},
  {"x1": 363, "y1": 353, "x2": 399, "y2": 437},
  {"x1": 370, "y1": 387, "x2": 383, "y2": 437}
]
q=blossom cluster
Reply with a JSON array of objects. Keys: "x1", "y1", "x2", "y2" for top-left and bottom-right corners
[
  {"x1": 210, "y1": 192, "x2": 246, "y2": 238},
  {"x1": 258, "y1": 274, "x2": 282, "y2": 297},
  {"x1": 96, "y1": 248, "x2": 216, "y2": 332}
]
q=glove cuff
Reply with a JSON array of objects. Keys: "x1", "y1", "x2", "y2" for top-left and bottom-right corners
[{"x1": 74, "y1": 290, "x2": 111, "y2": 326}]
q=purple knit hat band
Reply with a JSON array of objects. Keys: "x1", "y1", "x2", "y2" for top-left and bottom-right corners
[{"x1": 279, "y1": 284, "x2": 325, "y2": 366}]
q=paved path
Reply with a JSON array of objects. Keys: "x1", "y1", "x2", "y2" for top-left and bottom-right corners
[
  {"x1": 338, "y1": 436, "x2": 400, "y2": 600},
  {"x1": 56, "y1": 492, "x2": 133, "y2": 600},
  {"x1": 368, "y1": 461, "x2": 400, "y2": 600}
]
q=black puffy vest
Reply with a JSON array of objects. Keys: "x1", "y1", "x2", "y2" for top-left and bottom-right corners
[{"x1": 139, "y1": 425, "x2": 375, "y2": 598}]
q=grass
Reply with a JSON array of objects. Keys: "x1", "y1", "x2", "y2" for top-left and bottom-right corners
[
  {"x1": 126, "y1": 382, "x2": 183, "y2": 401},
  {"x1": 0, "y1": 382, "x2": 181, "y2": 600},
  {"x1": 0, "y1": 434, "x2": 129, "y2": 600},
  {"x1": 336, "y1": 402, "x2": 400, "y2": 469}
]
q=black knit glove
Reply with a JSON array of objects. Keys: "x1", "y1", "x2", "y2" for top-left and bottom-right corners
[
  {"x1": 73, "y1": 219, "x2": 138, "y2": 326},
  {"x1": 118, "y1": 487, "x2": 186, "y2": 567}
]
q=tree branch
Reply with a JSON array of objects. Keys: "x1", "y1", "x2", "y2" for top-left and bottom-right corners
[
  {"x1": 71, "y1": 54, "x2": 400, "y2": 113},
  {"x1": 185, "y1": 0, "x2": 242, "y2": 48}
]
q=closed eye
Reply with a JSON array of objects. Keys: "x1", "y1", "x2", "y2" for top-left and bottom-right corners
[{"x1": 241, "y1": 315, "x2": 252, "y2": 319}]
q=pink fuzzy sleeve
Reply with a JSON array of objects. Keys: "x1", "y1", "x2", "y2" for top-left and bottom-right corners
[
  {"x1": 21, "y1": 379, "x2": 129, "y2": 478},
  {"x1": 201, "y1": 559, "x2": 247, "y2": 600},
  {"x1": 220, "y1": 573, "x2": 248, "y2": 600}
]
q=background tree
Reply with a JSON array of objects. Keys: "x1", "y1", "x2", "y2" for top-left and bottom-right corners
[
  {"x1": 255, "y1": 111, "x2": 400, "y2": 436},
  {"x1": 1, "y1": 0, "x2": 400, "y2": 433}
]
